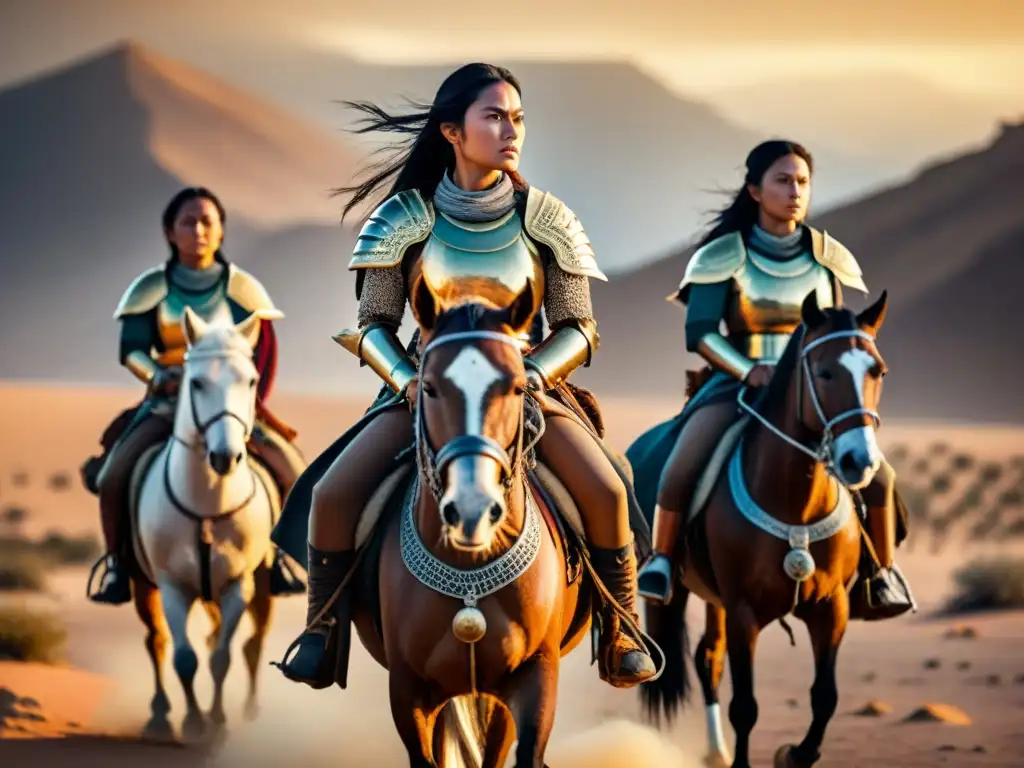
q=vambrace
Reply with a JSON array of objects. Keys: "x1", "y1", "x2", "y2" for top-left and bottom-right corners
[
  {"x1": 696, "y1": 332, "x2": 755, "y2": 382},
  {"x1": 124, "y1": 350, "x2": 158, "y2": 385},
  {"x1": 523, "y1": 318, "x2": 598, "y2": 390},
  {"x1": 332, "y1": 322, "x2": 417, "y2": 394}
]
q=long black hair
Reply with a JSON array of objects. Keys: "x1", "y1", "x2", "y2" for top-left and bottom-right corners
[
  {"x1": 334, "y1": 63, "x2": 523, "y2": 222},
  {"x1": 698, "y1": 139, "x2": 813, "y2": 247},
  {"x1": 161, "y1": 186, "x2": 227, "y2": 262}
]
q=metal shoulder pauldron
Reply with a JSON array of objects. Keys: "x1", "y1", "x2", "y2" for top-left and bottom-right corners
[
  {"x1": 113, "y1": 266, "x2": 169, "y2": 319},
  {"x1": 523, "y1": 188, "x2": 606, "y2": 281},
  {"x1": 669, "y1": 232, "x2": 746, "y2": 304},
  {"x1": 349, "y1": 190, "x2": 435, "y2": 270},
  {"x1": 808, "y1": 227, "x2": 868, "y2": 293},
  {"x1": 226, "y1": 265, "x2": 284, "y2": 319}
]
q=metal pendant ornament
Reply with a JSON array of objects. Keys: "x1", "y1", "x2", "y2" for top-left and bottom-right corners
[
  {"x1": 783, "y1": 528, "x2": 816, "y2": 582},
  {"x1": 452, "y1": 593, "x2": 488, "y2": 644}
]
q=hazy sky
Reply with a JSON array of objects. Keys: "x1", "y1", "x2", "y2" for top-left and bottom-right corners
[{"x1": 2, "y1": 0, "x2": 1022, "y2": 106}]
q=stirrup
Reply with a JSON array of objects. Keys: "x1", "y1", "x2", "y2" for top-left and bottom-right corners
[{"x1": 637, "y1": 554, "x2": 675, "y2": 604}]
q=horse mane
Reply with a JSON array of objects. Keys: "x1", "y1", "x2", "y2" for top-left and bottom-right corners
[
  {"x1": 432, "y1": 302, "x2": 508, "y2": 337},
  {"x1": 759, "y1": 306, "x2": 860, "y2": 414}
]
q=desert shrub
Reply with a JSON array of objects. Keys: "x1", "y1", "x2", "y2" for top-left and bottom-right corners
[
  {"x1": 0, "y1": 532, "x2": 101, "y2": 568},
  {"x1": 950, "y1": 453, "x2": 975, "y2": 472},
  {"x1": 0, "y1": 607, "x2": 66, "y2": 663},
  {"x1": 928, "y1": 441, "x2": 950, "y2": 457},
  {"x1": 36, "y1": 532, "x2": 101, "y2": 565},
  {"x1": 911, "y1": 458, "x2": 930, "y2": 475},
  {"x1": 1, "y1": 506, "x2": 28, "y2": 530},
  {"x1": 999, "y1": 489, "x2": 1024, "y2": 508},
  {"x1": 0, "y1": 553, "x2": 47, "y2": 591},
  {"x1": 943, "y1": 557, "x2": 1024, "y2": 614},
  {"x1": 979, "y1": 463, "x2": 1003, "y2": 484},
  {"x1": 47, "y1": 472, "x2": 72, "y2": 492},
  {"x1": 887, "y1": 443, "x2": 910, "y2": 465},
  {"x1": 1003, "y1": 517, "x2": 1024, "y2": 538},
  {"x1": 11, "y1": 470, "x2": 29, "y2": 488},
  {"x1": 930, "y1": 474, "x2": 952, "y2": 495}
]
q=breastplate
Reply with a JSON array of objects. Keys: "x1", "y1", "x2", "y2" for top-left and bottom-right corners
[
  {"x1": 724, "y1": 249, "x2": 834, "y2": 362},
  {"x1": 419, "y1": 209, "x2": 544, "y2": 313},
  {"x1": 155, "y1": 282, "x2": 236, "y2": 366}
]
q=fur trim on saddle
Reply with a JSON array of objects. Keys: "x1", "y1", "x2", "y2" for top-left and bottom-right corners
[
  {"x1": 685, "y1": 366, "x2": 714, "y2": 400},
  {"x1": 556, "y1": 381, "x2": 605, "y2": 439}
]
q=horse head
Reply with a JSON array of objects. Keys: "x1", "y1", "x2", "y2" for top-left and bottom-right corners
[
  {"x1": 178, "y1": 306, "x2": 264, "y2": 477},
  {"x1": 410, "y1": 276, "x2": 538, "y2": 552},
  {"x1": 795, "y1": 289, "x2": 889, "y2": 489}
]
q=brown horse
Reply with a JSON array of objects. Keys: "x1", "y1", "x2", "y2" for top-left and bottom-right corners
[
  {"x1": 349, "y1": 287, "x2": 597, "y2": 767},
  {"x1": 639, "y1": 290, "x2": 891, "y2": 768}
]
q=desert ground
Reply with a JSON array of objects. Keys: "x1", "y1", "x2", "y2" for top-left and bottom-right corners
[{"x1": 2, "y1": 382, "x2": 1023, "y2": 767}]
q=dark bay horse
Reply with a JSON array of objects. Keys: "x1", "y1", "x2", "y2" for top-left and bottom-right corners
[
  {"x1": 639, "y1": 290, "x2": 891, "y2": 768},
  {"x1": 351, "y1": 284, "x2": 594, "y2": 767}
]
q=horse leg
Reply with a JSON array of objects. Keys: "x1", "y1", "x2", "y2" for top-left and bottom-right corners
[
  {"x1": 725, "y1": 602, "x2": 761, "y2": 768},
  {"x1": 696, "y1": 603, "x2": 731, "y2": 768},
  {"x1": 133, "y1": 579, "x2": 173, "y2": 741},
  {"x1": 242, "y1": 563, "x2": 274, "y2": 721},
  {"x1": 208, "y1": 575, "x2": 254, "y2": 730},
  {"x1": 503, "y1": 650, "x2": 559, "y2": 768},
  {"x1": 158, "y1": 578, "x2": 206, "y2": 743},
  {"x1": 203, "y1": 601, "x2": 222, "y2": 653},
  {"x1": 775, "y1": 591, "x2": 849, "y2": 768},
  {"x1": 388, "y1": 664, "x2": 442, "y2": 767}
]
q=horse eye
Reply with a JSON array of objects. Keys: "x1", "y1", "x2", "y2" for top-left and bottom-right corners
[
  {"x1": 249, "y1": 378, "x2": 258, "y2": 389},
  {"x1": 421, "y1": 381, "x2": 438, "y2": 398},
  {"x1": 191, "y1": 378, "x2": 206, "y2": 392},
  {"x1": 816, "y1": 368, "x2": 833, "y2": 381}
]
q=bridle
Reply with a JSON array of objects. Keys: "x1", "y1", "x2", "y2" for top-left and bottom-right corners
[
  {"x1": 415, "y1": 330, "x2": 544, "y2": 505},
  {"x1": 170, "y1": 346, "x2": 257, "y2": 452},
  {"x1": 738, "y1": 328, "x2": 881, "y2": 483}
]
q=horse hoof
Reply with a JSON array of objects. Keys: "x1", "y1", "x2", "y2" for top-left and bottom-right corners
[
  {"x1": 181, "y1": 712, "x2": 207, "y2": 744},
  {"x1": 244, "y1": 699, "x2": 260, "y2": 722},
  {"x1": 774, "y1": 745, "x2": 800, "y2": 768},
  {"x1": 703, "y1": 751, "x2": 731, "y2": 768},
  {"x1": 141, "y1": 716, "x2": 175, "y2": 743}
]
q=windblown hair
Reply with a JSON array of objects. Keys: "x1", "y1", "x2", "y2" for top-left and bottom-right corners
[
  {"x1": 698, "y1": 140, "x2": 814, "y2": 248},
  {"x1": 334, "y1": 63, "x2": 525, "y2": 222}
]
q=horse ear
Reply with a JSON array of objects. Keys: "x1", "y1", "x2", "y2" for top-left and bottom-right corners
[
  {"x1": 182, "y1": 306, "x2": 209, "y2": 347},
  {"x1": 409, "y1": 274, "x2": 439, "y2": 333},
  {"x1": 801, "y1": 290, "x2": 827, "y2": 330},
  {"x1": 502, "y1": 280, "x2": 537, "y2": 337},
  {"x1": 856, "y1": 290, "x2": 888, "y2": 336},
  {"x1": 235, "y1": 312, "x2": 263, "y2": 349}
]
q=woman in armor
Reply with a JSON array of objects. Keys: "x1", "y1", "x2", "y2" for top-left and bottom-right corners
[
  {"x1": 273, "y1": 63, "x2": 656, "y2": 690},
  {"x1": 82, "y1": 187, "x2": 307, "y2": 605},
  {"x1": 630, "y1": 140, "x2": 914, "y2": 619}
]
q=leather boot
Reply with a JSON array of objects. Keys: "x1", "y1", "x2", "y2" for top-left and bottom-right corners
[
  {"x1": 850, "y1": 562, "x2": 916, "y2": 621},
  {"x1": 88, "y1": 553, "x2": 132, "y2": 605},
  {"x1": 274, "y1": 545, "x2": 356, "y2": 689},
  {"x1": 637, "y1": 505, "x2": 683, "y2": 604},
  {"x1": 268, "y1": 548, "x2": 307, "y2": 596},
  {"x1": 591, "y1": 544, "x2": 658, "y2": 688}
]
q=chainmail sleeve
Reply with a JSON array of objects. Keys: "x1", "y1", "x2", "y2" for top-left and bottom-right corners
[
  {"x1": 356, "y1": 264, "x2": 407, "y2": 329},
  {"x1": 543, "y1": 260, "x2": 594, "y2": 326}
]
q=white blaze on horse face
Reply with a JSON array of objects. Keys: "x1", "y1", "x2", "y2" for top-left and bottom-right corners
[
  {"x1": 834, "y1": 347, "x2": 882, "y2": 488},
  {"x1": 443, "y1": 345, "x2": 504, "y2": 436}
]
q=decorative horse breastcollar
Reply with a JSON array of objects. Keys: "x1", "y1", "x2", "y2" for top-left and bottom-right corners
[
  {"x1": 400, "y1": 481, "x2": 543, "y2": 607},
  {"x1": 728, "y1": 439, "x2": 854, "y2": 582}
]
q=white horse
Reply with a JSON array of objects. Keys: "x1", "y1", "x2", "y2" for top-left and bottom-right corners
[{"x1": 131, "y1": 307, "x2": 281, "y2": 742}]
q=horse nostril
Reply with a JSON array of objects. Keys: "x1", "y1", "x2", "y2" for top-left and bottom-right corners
[
  {"x1": 234, "y1": 452, "x2": 244, "y2": 466},
  {"x1": 488, "y1": 502, "x2": 503, "y2": 523},
  {"x1": 838, "y1": 451, "x2": 858, "y2": 477},
  {"x1": 442, "y1": 501, "x2": 460, "y2": 526}
]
